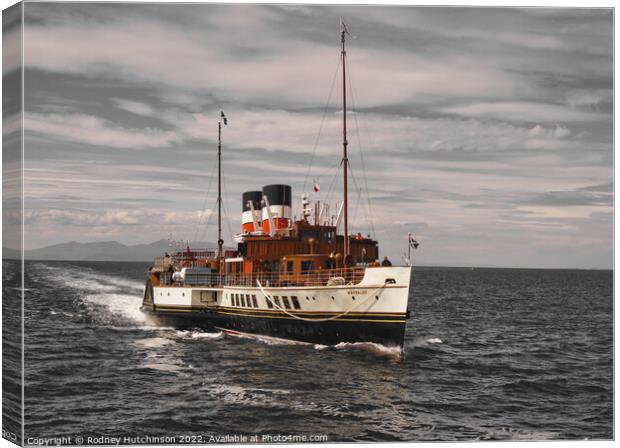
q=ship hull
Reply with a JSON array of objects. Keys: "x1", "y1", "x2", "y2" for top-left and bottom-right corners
[
  {"x1": 142, "y1": 266, "x2": 411, "y2": 349},
  {"x1": 141, "y1": 307, "x2": 407, "y2": 347}
]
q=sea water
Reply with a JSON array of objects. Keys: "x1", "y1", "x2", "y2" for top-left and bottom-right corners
[{"x1": 2, "y1": 260, "x2": 612, "y2": 441}]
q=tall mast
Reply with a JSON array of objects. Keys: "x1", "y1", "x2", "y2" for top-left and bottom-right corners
[
  {"x1": 217, "y1": 112, "x2": 227, "y2": 260},
  {"x1": 341, "y1": 19, "x2": 349, "y2": 261}
]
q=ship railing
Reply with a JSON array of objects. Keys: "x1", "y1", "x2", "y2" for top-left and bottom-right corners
[
  {"x1": 157, "y1": 267, "x2": 366, "y2": 288},
  {"x1": 230, "y1": 268, "x2": 366, "y2": 287}
]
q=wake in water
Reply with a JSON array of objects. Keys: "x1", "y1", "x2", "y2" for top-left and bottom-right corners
[
  {"x1": 176, "y1": 330, "x2": 224, "y2": 340},
  {"x1": 34, "y1": 262, "x2": 153, "y2": 328},
  {"x1": 225, "y1": 329, "x2": 404, "y2": 361},
  {"x1": 335, "y1": 341, "x2": 403, "y2": 361},
  {"x1": 413, "y1": 336, "x2": 444, "y2": 347}
]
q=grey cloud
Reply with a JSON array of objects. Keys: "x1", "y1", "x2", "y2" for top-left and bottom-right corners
[
  {"x1": 521, "y1": 189, "x2": 613, "y2": 207},
  {"x1": 15, "y1": 4, "x2": 612, "y2": 268}
]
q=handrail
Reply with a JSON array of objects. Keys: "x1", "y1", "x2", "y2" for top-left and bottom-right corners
[{"x1": 157, "y1": 266, "x2": 368, "y2": 288}]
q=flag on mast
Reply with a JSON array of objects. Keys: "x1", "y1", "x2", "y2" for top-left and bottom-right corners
[
  {"x1": 221, "y1": 111, "x2": 228, "y2": 125},
  {"x1": 313, "y1": 178, "x2": 320, "y2": 193},
  {"x1": 409, "y1": 234, "x2": 419, "y2": 249},
  {"x1": 340, "y1": 17, "x2": 349, "y2": 35}
]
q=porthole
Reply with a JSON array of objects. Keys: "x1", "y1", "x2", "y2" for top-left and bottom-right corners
[
  {"x1": 352, "y1": 296, "x2": 356, "y2": 300},
  {"x1": 331, "y1": 296, "x2": 335, "y2": 300},
  {"x1": 375, "y1": 296, "x2": 379, "y2": 300}
]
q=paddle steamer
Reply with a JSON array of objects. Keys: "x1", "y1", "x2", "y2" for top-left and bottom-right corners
[{"x1": 141, "y1": 21, "x2": 415, "y2": 349}]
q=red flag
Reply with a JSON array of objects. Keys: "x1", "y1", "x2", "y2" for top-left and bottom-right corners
[{"x1": 313, "y1": 179, "x2": 320, "y2": 193}]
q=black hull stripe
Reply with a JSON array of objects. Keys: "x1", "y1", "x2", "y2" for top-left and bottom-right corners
[{"x1": 141, "y1": 309, "x2": 406, "y2": 347}]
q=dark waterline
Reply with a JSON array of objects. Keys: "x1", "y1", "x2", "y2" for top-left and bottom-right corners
[{"x1": 3, "y1": 260, "x2": 613, "y2": 442}]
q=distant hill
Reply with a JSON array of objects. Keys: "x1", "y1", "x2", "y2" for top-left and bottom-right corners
[{"x1": 2, "y1": 239, "x2": 221, "y2": 262}]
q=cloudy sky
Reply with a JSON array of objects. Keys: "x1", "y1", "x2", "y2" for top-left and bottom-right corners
[{"x1": 8, "y1": 3, "x2": 613, "y2": 268}]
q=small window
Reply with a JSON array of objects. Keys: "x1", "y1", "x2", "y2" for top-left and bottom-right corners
[
  {"x1": 252, "y1": 295, "x2": 258, "y2": 308},
  {"x1": 241, "y1": 295, "x2": 246, "y2": 307},
  {"x1": 291, "y1": 296, "x2": 301, "y2": 310},
  {"x1": 182, "y1": 292, "x2": 185, "y2": 297},
  {"x1": 352, "y1": 296, "x2": 356, "y2": 301},
  {"x1": 274, "y1": 296, "x2": 281, "y2": 308},
  {"x1": 287, "y1": 261, "x2": 294, "y2": 273},
  {"x1": 246, "y1": 294, "x2": 251, "y2": 307},
  {"x1": 301, "y1": 260, "x2": 313, "y2": 272},
  {"x1": 167, "y1": 292, "x2": 170, "y2": 296},
  {"x1": 305, "y1": 296, "x2": 310, "y2": 301},
  {"x1": 331, "y1": 296, "x2": 335, "y2": 300},
  {"x1": 282, "y1": 296, "x2": 291, "y2": 310},
  {"x1": 266, "y1": 297, "x2": 274, "y2": 309},
  {"x1": 375, "y1": 295, "x2": 379, "y2": 300}
]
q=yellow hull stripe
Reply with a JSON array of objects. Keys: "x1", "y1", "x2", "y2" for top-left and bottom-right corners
[
  {"x1": 153, "y1": 304, "x2": 405, "y2": 317},
  {"x1": 215, "y1": 310, "x2": 405, "y2": 323},
  {"x1": 152, "y1": 306, "x2": 405, "y2": 323}
]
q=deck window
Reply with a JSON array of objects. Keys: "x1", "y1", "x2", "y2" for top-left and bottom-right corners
[
  {"x1": 282, "y1": 296, "x2": 291, "y2": 310},
  {"x1": 246, "y1": 294, "x2": 252, "y2": 307},
  {"x1": 301, "y1": 260, "x2": 313, "y2": 272},
  {"x1": 241, "y1": 295, "x2": 246, "y2": 307},
  {"x1": 266, "y1": 297, "x2": 274, "y2": 309},
  {"x1": 274, "y1": 296, "x2": 281, "y2": 308},
  {"x1": 287, "y1": 261, "x2": 294, "y2": 273},
  {"x1": 252, "y1": 295, "x2": 258, "y2": 308},
  {"x1": 291, "y1": 296, "x2": 301, "y2": 310}
]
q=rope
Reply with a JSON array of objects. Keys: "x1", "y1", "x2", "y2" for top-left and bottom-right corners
[
  {"x1": 196, "y1": 197, "x2": 218, "y2": 244},
  {"x1": 301, "y1": 53, "x2": 342, "y2": 204},
  {"x1": 346, "y1": 56, "x2": 377, "y2": 238},
  {"x1": 220, "y1": 158, "x2": 235, "y2": 245},
  {"x1": 192, "y1": 149, "x2": 217, "y2": 244},
  {"x1": 256, "y1": 279, "x2": 387, "y2": 322}
]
